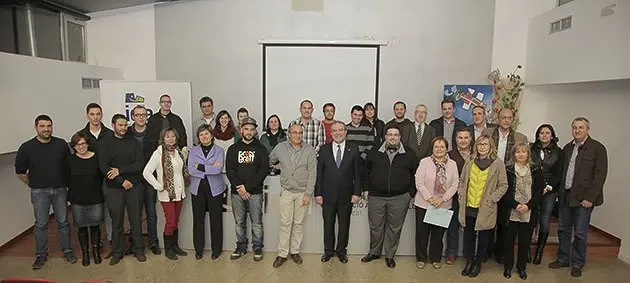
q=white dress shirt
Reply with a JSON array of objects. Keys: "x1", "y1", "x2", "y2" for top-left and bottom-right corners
[{"x1": 332, "y1": 141, "x2": 346, "y2": 161}]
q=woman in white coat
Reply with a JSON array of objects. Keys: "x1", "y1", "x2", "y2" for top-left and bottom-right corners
[{"x1": 143, "y1": 127, "x2": 189, "y2": 260}]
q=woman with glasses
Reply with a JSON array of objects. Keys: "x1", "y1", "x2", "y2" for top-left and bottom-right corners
[
  {"x1": 67, "y1": 132, "x2": 105, "y2": 266},
  {"x1": 458, "y1": 134, "x2": 508, "y2": 278}
]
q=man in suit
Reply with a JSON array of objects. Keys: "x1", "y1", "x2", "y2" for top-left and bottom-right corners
[
  {"x1": 467, "y1": 105, "x2": 497, "y2": 145},
  {"x1": 315, "y1": 121, "x2": 362, "y2": 263},
  {"x1": 429, "y1": 99, "x2": 466, "y2": 151},
  {"x1": 402, "y1": 104, "x2": 437, "y2": 161},
  {"x1": 548, "y1": 117, "x2": 607, "y2": 278},
  {"x1": 481, "y1": 107, "x2": 527, "y2": 263}
]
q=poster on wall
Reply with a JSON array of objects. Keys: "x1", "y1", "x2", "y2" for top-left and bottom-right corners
[
  {"x1": 99, "y1": 81, "x2": 194, "y2": 147},
  {"x1": 443, "y1": 84, "x2": 494, "y2": 126}
]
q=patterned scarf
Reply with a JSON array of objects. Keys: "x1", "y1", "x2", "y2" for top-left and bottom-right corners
[
  {"x1": 431, "y1": 155, "x2": 447, "y2": 197},
  {"x1": 161, "y1": 145, "x2": 189, "y2": 201}
]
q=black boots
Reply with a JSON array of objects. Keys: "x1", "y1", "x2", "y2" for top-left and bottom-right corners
[
  {"x1": 468, "y1": 257, "x2": 481, "y2": 278},
  {"x1": 172, "y1": 229, "x2": 188, "y2": 256},
  {"x1": 461, "y1": 260, "x2": 473, "y2": 276},
  {"x1": 90, "y1": 226, "x2": 102, "y2": 264},
  {"x1": 78, "y1": 228, "x2": 90, "y2": 266},
  {"x1": 164, "y1": 233, "x2": 178, "y2": 260}
]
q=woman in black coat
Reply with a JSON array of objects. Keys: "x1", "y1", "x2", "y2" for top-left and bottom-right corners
[
  {"x1": 530, "y1": 124, "x2": 563, "y2": 264},
  {"x1": 499, "y1": 142, "x2": 546, "y2": 279}
]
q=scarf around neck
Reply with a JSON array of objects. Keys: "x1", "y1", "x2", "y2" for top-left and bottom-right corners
[
  {"x1": 431, "y1": 155, "x2": 447, "y2": 197},
  {"x1": 161, "y1": 144, "x2": 188, "y2": 201}
]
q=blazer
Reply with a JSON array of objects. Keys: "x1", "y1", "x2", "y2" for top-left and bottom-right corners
[
  {"x1": 428, "y1": 117, "x2": 467, "y2": 146},
  {"x1": 401, "y1": 122, "x2": 437, "y2": 161},
  {"x1": 315, "y1": 142, "x2": 362, "y2": 205},
  {"x1": 187, "y1": 144, "x2": 226, "y2": 197},
  {"x1": 467, "y1": 123, "x2": 497, "y2": 145},
  {"x1": 414, "y1": 157, "x2": 459, "y2": 209},
  {"x1": 142, "y1": 146, "x2": 188, "y2": 202},
  {"x1": 559, "y1": 136, "x2": 608, "y2": 207},
  {"x1": 482, "y1": 127, "x2": 528, "y2": 164}
]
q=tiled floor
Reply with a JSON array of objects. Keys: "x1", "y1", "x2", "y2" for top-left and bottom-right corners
[
  {"x1": 1, "y1": 252, "x2": 630, "y2": 283},
  {"x1": 1, "y1": 216, "x2": 627, "y2": 282}
]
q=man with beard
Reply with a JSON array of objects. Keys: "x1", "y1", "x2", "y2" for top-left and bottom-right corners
[
  {"x1": 360, "y1": 124, "x2": 417, "y2": 268},
  {"x1": 386, "y1": 101, "x2": 413, "y2": 134},
  {"x1": 15, "y1": 115, "x2": 77, "y2": 269},
  {"x1": 226, "y1": 117, "x2": 269, "y2": 262},
  {"x1": 321, "y1": 103, "x2": 336, "y2": 144},
  {"x1": 99, "y1": 114, "x2": 146, "y2": 265}
]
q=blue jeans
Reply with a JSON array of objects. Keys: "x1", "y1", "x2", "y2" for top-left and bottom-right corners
[
  {"x1": 557, "y1": 191, "x2": 593, "y2": 268},
  {"x1": 536, "y1": 192, "x2": 557, "y2": 247},
  {"x1": 446, "y1": 194, "x2": 460, "y2": 257},
  {"x1": 231, "y1": 193, "x2": 264, "y2": 251},
  {"x1": 143, "y1": 182, "x2": 159, "y2": 248},
  {"x1": 31, "y1": 187, "x2": 73, "y2": 257}
]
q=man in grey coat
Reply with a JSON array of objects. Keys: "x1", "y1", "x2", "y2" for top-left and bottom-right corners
[{"x1": 269, "y1": 124, "x2": 317, "y2": 268}]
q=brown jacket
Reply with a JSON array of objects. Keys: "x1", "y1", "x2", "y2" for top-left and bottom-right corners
[
  {"x1": 482, "y1": 127, "x2": 528, "y2": 165},
  {"x1": 559, "y1": 136, "x2": 608, "y2": 207},
  {"x1": 458, "y1": 158, "x2": 508, "y2": 231}
]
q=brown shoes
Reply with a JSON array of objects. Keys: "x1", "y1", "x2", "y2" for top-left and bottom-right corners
[
  {"x1": 273, "y1": 256, "x2": 287, "y2": 268},
  {"x1": 290, "y1": 254, "x2": 303, "y2": 265}
]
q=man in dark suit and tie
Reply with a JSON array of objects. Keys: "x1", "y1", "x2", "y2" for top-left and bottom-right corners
[
  {"x1": 315, "y1": 121, "x2": 362, "y2": 263},
  {"x1": 402, "y1": 104, "x2": 437, "y2": 161}
]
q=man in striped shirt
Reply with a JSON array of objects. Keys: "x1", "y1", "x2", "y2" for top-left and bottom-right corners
[
  {"x1": 346, "y1": 105, "x2": 375, "y2": 159},
  {"x1": 288, "y1": 100, "x2": 325, "y2": 154}
]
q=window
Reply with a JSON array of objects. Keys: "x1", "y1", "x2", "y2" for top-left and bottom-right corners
[
  {"x1": 32, "y1": 7, "x2": 63, "y2": 60},
  {"x1": 0, "y1": 4, "x2": 30, "y2": 55},
  {"x1": 558, "y1": 0, "x2": 575, "y2": 7},
  {"x1": 82, "y1": 78, "x2": 101, "y2": 89},
  {"x1": 550, "y1": 16, "x2": 572, "y2": 34},
  {"x1": 65, "y1": 20, "x2": 86, "y2": 62}
]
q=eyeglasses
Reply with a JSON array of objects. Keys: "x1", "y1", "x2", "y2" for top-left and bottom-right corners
[
  {"x1": 477, "y1": 142, "x2": 490, "y2": 147},
  {"x1": 75, "y1": 142, "x2": 87, "y2": 147}
]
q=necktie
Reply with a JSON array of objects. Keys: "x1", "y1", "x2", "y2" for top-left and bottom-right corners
[
  {"x1": 336, "y1": 145, "x2": 342, "y2": 168},
  {"x1": 417, "y1": 124, "x2": 423, "y2": 146}
]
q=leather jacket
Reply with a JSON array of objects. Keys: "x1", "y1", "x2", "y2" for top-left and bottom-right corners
[{"x1": 530, "y1": 142, "x2": 563, "y2": 193}]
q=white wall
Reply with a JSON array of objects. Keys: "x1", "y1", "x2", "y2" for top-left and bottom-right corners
[
  {"x1": 153, "y1": 0, "x2": 495, "y2": 124},
  {"x1": 86, "y1": 5, "x2": 157, "y2": 81},
  {"x1": 0, "y1": 52, "x2": 122, "y2": 154},
  {"x1": 493, "y1": 0, "x2": 630, "y2": 263},
  {"x1": 0, "y1": 52, "x2": 121, "y2": 247},
  {"x1": 526, "y1": 0, "x2": 630, "y2": 84}
]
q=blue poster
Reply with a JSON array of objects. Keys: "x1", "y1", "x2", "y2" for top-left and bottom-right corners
[{"x1": 443, "y1": 85, "x2": 494, "y2": 126}]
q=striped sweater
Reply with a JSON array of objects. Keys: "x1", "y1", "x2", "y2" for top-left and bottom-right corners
[{"x1": 346, "y1": 122, "x2": 375, "y2": 159}]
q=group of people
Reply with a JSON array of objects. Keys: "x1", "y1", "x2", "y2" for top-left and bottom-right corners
[{"x1": 15, "y1": 96, "x2": 607, "y2": 279}]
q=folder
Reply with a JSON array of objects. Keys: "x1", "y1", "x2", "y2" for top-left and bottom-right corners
[{"x1": 423, "y1": 205, "x2": 454, "y2": 228}]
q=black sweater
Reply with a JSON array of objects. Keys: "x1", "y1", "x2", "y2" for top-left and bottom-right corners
[
  {"x1": 98, "y1": 134, "x2": 144, "y2": 188},
  {"x1": 225, "y1": 139, "x2": 269, "y2": 195},
  {"x1": 76, "y1": 123, "x2": 113, "y2": 153},
  {"x1": 68, "y1": 154, "x2": 104, "y2": 205},
  {"x1": 14, "y1": 137, "x2": 70, "y2": 188}
]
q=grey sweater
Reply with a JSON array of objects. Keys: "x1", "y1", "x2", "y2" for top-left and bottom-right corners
[{"x1": 269, "y1": 141, "x2": 317, "y2": 196}]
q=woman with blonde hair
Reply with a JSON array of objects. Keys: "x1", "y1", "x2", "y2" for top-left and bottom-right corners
[
  {"x1": 143, "y1": 128, "x2": 189, "y2": 260},
  {"x1": 499, "y1": 142, "x2": 545, "y2": 279},
  {"x1": 458, "y1": 134, "x2": 508, "y2": 278}
]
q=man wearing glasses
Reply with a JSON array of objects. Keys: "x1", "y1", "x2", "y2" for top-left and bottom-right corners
[
  {"x1": 127, "y1": 105, "x2": 161, "y2": 256},
  {"x1": 147, "y1": 94, "x2": 188, "y2": 152}
]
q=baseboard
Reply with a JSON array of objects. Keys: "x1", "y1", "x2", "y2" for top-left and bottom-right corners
[
  {"x1": 0, "y1": 214, "x2": 56, "y2": 254},
  {"x1": 618, "y1": 250, "x2": 630, "y2": 264},
  {"x1": 590, "y1": 224, "x2": 622, "y2": 246}
]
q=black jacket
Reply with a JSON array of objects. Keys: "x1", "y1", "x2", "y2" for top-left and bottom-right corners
[
  {"x1": 428, "y1": 117, "x2": 467, "y2": 146},
  {"x1": 76, "y1": 123, "x2": 113, "y2": 153},
  {"x1": 530, "y1": 141, "x2": 563, "y2": 193},
  {"x1": 126, "y1": 124, "x2": 152, "y2": 167},
  {"x1": 498, "y1": 164, "x2": 546, "y2": 227},
  {"x1": 401, "y1": 122, "x2": 437, "y2": 161},
  {"x1": 363, "y1": 143, "x2": 417, "y2": 197},
  {"x1": 559, "y1": 136, "x2": 608, "y2": 207},
  {"x1": 225, "y1": 139, "x2": 269, "y2": 195},
  {"x1": 98, "y1": 134, "x2": 144, "y2": 189},
  {"x1": 315, "y1": 143, "x2": 362, "y2": 205},
  {"x1": 146, "y1": 111, "x2": 188, "y2": 151}
]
